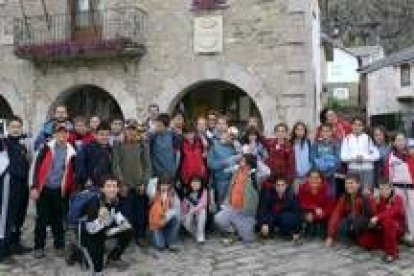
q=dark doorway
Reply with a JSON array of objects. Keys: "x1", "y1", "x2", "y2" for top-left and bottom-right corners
[
  {"x1": 175, "y1": 80, "x2": 262, "y2": 129},
  {"x1": 53, "y1": 85, "x2": 123, "y2": 121},
  {"x1": 0, "y1": 95, "x2": 13, "y2": 119}
]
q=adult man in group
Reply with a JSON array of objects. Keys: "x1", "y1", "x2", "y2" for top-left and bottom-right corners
[{"x1": 0, "y1": 116, "x2": 31, "y2": 261}]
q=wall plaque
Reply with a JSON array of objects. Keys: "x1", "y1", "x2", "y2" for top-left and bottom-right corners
[{"x1": 194, "y1": 15, "x2": 223, "y2": 54}]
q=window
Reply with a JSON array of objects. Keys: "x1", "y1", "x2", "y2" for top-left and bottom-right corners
[
  {"x1": 401, "y1": 64, "x2": 411, "y2": 87},
  {"x1": 189, "y1": 0, "x2": 229, "y2": 10},
  {"x1": 73, "y1": 0, "x2": 101, "y2": 28}
]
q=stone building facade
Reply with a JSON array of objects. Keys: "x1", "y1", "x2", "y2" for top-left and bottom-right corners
[{"x1": 0, "y1": 0, "x2": 321, "y2": 135}]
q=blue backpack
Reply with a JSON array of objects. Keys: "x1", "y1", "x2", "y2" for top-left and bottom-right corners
[{"x1": 67, "y1": 187, "x2": 101, "y2": 225}]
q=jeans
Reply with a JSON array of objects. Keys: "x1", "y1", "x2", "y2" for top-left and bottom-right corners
[
  {"x1": 213, "y1": 178, "x2": 230, "y2": 207},
  {"x1": 182, "y1": 209, "x2": 207, "y2": 242},
  {"x1": 215, "y1": 206, "x2": 256, "y2": 242},
  {"x1": 152, "y1": 216, "x2": 180, "y2": 249}
]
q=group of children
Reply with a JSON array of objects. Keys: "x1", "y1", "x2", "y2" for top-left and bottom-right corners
[{"x1": 1, "y1": 104, "x2": 414, "y2": 274}]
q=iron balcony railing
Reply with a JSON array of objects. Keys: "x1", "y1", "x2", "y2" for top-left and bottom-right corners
[{"x1": 14, "y1": 7, "x2": 147, "y2": 62}]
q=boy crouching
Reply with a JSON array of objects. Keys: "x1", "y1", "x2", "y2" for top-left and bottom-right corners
[{"x1": 81, "y1": 175, "x2": 133, "y2": 273}]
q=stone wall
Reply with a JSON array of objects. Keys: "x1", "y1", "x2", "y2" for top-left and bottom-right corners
[{"x1": 0, "y1": 0, "x2": 321, "y2": 135}]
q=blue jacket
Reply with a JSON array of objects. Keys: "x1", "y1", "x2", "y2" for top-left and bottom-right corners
[
  {"x1": 149, "y1": 130, "x2": 180, "y2": 178},
  {"x1": 310, "y1": 139, "x2": 340, "y2": 177},
  {"x1": 75, "y1": 141, "x2": 112, "y2": 188},
  {"x1": 207, "y1": 140, "x2": 238, "y2": 181}
]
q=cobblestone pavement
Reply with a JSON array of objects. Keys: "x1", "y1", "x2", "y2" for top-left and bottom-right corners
[{"x1": 1, "y1": 205, "x2": 414, "y2": 276}]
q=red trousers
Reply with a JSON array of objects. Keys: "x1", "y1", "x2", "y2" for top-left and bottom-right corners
[{"x1": 358, "y1": 218, "x2": 403, "y2": 257}]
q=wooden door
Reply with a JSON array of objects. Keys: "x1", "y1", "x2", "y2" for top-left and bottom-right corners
[{"x1": 69, "y1": 0, "x2": 102, "y2": 42}]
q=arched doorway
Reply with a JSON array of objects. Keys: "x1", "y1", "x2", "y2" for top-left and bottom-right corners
[
  {"x1": 0, "y1": 95, "x2": 13, "y2": 119},
  {"x1": 52, "y1": 85, "x2": 123, "y2": 121},
  {"x1": 174, "y1": 80, "x2": 263, "y2": 129},
  {"x1": 0, "y1": 95, "x2": 13, "y2": 136}
]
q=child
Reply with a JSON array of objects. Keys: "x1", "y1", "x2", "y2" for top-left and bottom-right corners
[
  {"x1": 215, "y1": 154, "x2": 259, "y2": 244},
  {"x1": 29, "y1": 123, "x2": 77, "y2": 259},
  {"x1": 257, "y1": 177, "x2": 301, "y2": 244},
  {"x1": 298, "y1": 170, "x2": 335, "y2": 238},
  {"x1": 181, "y1": 177, "x2": 208, "y2": 244},
  {"x1": 149, "y1": 114, "x2": 181, "y2": 179},
  {"x1": 372, "y1": 126, "x2": 391, "y2": 189},
  {"x1": 207, "y1": 131, "x2": 238, "y2": 206},
  {"x1": 340, "y1": 117, "x2": 379, "y2": 194},
  {"x1": 149, "y1": 176, "x2": 181, "y2": 251},
  {"x1": 68, "y1": 116, "x2": 94, "y2": 151},
  {"x1": 384, "y1": 133, "x2": 414, "y2": 245},
  {"x1": 75, "y1": 122, "x2": 112, "y2": 189},
  {"x1": 80, "y1": 175, "x2": 133, "y2": 273},
  {"x1": 89, "y1": 115, "x2": 101, "y2": 132},
  {"x1": 112, "y1": 121, "x2": 151, "y2": 246},
  {"x1": 310, "y1": 123, "x2": 341, "y2": 197},
  {"x1": 263, "y1": 123, "x2": 295, "y2": 188},
  {"x1": 325, "y1": 174, "x2": 376, "y2": 247},
  {"x1": 242, "y1": 127, "x2": 270, "y2": 184},
  {"x1": 316, "y1": 108, "x2": 352, "y2": 140},
  {"x1": 109, "y1": 117, "x2": 125, "y2": 147},
  {"x1": 242, "y1": 127, "x2": 268, "y2": 161},
  {"x1": 0, "y1": 116, "x2": 31, "y2": 261},
  {"x1": 291, "y1": 122, "x2": 312, "y2": 193},
  {"x1": 358, "y1": 180, "x2": 405, "y2": 262},
  {"x1": 179, "y1": 124, "x2": 207, "y2": 188}
]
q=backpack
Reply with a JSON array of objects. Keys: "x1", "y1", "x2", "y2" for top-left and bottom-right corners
[{"x1": 67, "y1": 187, "x2": 101, "y2": 225}]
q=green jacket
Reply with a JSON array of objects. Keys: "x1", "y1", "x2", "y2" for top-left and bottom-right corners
[{"x1": 112, "y1": 141, "x2": 152, "y2": 187}]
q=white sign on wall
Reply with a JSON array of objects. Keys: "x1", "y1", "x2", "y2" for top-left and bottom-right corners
[
  {"x1": 333, "y1": 87, "x2": 350, "y2": 101},
  {"x1": 194, "y1": 15, "x2": 223, "y2": 54}
]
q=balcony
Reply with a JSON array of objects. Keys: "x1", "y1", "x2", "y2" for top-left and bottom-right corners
[
  {"x1": 13, "y1": 7, "x2": 147, "y2": 63},
  {"x1": 396, "y1": 86, "x2": 414, "y2": 102}
]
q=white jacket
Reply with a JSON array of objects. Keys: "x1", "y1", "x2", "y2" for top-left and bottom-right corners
[
  {"x1": 340, "y1": 133, "x2": 379, "y2": 170},
  {"x1": 386, "y1": 151, "x2": 413, "y2": 185}
]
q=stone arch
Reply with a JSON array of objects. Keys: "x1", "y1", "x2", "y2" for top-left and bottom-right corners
[
  {"x1": 0, "y1": 78, "x2": 24, "y2": 118},
  {"x1": 50, "y1": 84, "x2": 124, "y2": 121},
  {"x1": 158, "y1": 60, "x2": 276, "y2": 134},
  {"x1": 39, "y1": 71, "x2": 137, "y2": 120}
]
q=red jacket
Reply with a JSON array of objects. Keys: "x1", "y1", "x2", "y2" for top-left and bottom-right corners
[
  {"x1": 263, "y1": 138, "x2": 295, "y2": 184},
  {"x1": 316, "y1": 118, "x2": 352, "y2": 140},
  {"x1": 30, "y1": 140, "x2": 77, "y2": 197},
  {"x1": 179, "y1": 137, "x2": 207, "y2": 185},
  {"x1": 327, "y1": 194, "x2": 377, "y2": 238},
  {"x1": 376, "y1": 193, "x2": 405, "y2": 230},
  {"x1": 298, "y1": 181, "x2": 335, "y2": 221},
  {"x1": 68, "y1": 131, "x2": 94, "y2": 148}
]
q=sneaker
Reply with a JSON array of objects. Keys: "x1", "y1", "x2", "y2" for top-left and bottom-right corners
[
  {"x1": 135, "y1": 238, "x2": 149, "y2": 248},
  {"x1": 221, "y1": 236, "x2": 237, "y2": 246},
  {"x1": 106, "y1": 258, "x2": 129, "y2": 272},
  {"x1": 0, "y1": 255, "x2": 16, "y2": 265},
  {"x1": 65, "y1": 244, "x2": 79, "y2": 266},
  {"x1": 382, "y1": 255, "x2": 397, "y2": 263},
  {"x1": 403, "y1": 235, "x2": 414, "y2": 247},
  {"x1": 33, "y1": 249, "x2": 45, "y2": 259},
  {"x1": 166, "y1": 245, "x2": 180, "y2": 253},
  {"x1": 10, "y1": 243, "x2": 32, "y2": 255},
  {"x1": 292, "y1": 235, "x2": 303, "y2": 246}
]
